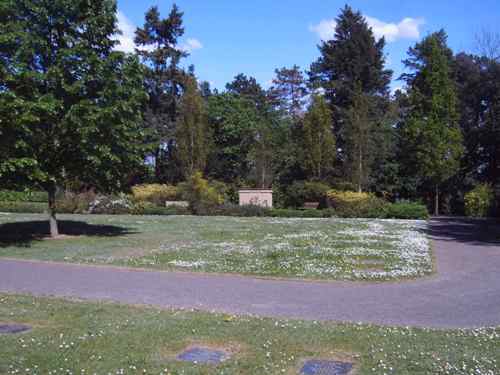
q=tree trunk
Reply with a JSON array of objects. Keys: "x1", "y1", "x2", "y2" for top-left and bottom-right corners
[
  {"x1": 261, "y1": 163, "x2": 266, "y2": 189},
  {"x1": 48, "y1": 188, "x2": 59, "y2": 238},
  {"x1": 434, "y1": 184, "x2": 439, "y2": 217},
  {"x1": 358, "y1": 147, "x2": 363, "y2": 193}
]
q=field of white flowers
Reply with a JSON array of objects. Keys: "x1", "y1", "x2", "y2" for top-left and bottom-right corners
[
  {"x1": 130, "y1": 216, "x2": 432, "y2": 280},
  {"x1": 0, "y1": 214, "x2": 432, "y2": 281}
]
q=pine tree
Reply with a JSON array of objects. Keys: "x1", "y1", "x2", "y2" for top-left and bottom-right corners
[
  {"x1": 400, "y1": 31, "x2": 464, "y2": 215},
  {"x1": 176, "y1": 77, "x2": 208, "y2": 178},
  {"x1": 134, "y1": 4, "x2": 187, "y2": 181},
  {"x1": 268, "y1": 65, "x2": 308, "y2": 118},
  {"x1": 302, "y1": 95, "x2": 336, "y2": 180},
  {"x1": 226, "y1": 74, "x2": 268, "y2": 110},
  {"x1": 309, "y1": 6, "x2": 392, "y2": 146}
]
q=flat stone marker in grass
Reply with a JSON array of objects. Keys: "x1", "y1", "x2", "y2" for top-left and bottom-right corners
[
  {"x1": 177, "y1": 347, "x2": 229, "y2": 365},
  {"x1": 300, "y1": 359, "x2": 353, "y2": 375},
  {"x1": 0, "y1": 323, "x2": 31, "y2": 334}
]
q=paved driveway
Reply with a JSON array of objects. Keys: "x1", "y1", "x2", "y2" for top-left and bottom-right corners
[{"x1": 1, "y1": 217, "x2": 499, "y2": 328}]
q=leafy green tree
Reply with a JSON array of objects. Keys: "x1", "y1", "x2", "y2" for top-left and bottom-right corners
[
  {"x1": 309, "y1": 5, "x2": 392, "y2": 152},
  {"x1": 176, "y1": 77, "x2": 208, "y2": 178},
  {"x1": 134, "y1": 4, "x2": 187, "y2": 182},
  {"x1": 344, "y1": 87, "x2": 373, "y2": 192},
  {"x1": 206, "y1": 93, "x2": 261, "y2": 182},
  {"x1": 455, "y1": 53, "x2": 500, "y2": 215},
  {"x1": 0, "y1": 0, "x2": 146, "y2": 236},
  {"x1": 400, "y1": 31, "x2": 464, "y2": 215},
  {"x1": 302, "y1": 95, "x2": 336, "y2": 180}
]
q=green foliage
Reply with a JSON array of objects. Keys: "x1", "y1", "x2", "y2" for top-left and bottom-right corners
[
  {"x1": 302, "y1": 95, "x2": 336, "y2": 179},
  {"x1": 134, "y1": 4, "x2": 187, "y2": 183},
  {"x1": 0, "y1": 0, "x2": 147, "y2": 235},
  {"x1": 384, "y1": 202, "x2": 429, "y2": 220},
  {"x1": 400, "y1": 31, "x2": 464, "y2": 214},
  {"x1": 56, "y1": 191, "x2": 97, "y2": 214},
  {"x1": 344, "y1": 88, "x2": 375, "y2": 192},
  {"x1": 269, "y1": 208, "x2": 336, "y2": 218},
  {"x1": 327, "y1": 190, "x2": 388, "y2": 218},
  {"x1": 176, "y1": 76, "x2": 209, "y2": 178},
  {"x1": 282, "y1": 181, "x2": 330, "y2": 208},
  {"x1": 464, "y1": 184, "x2": 495, "y2": 217},
  {"x1": 206, "y1": 93, "x2": 261, "y2": 182},
  {"x1": 132, "y1": 202, "x2": 189, "y2": 216},
  {"x1": 178, "y1": 172, "x2": 224, "y2": 214},
  {"x1": 309, "y1": 5, "x2": 392, "y2": 152},
  {"x1": 268, "y1": 65, "x2": 308, "y2": 117},
  {"x1": 131, "y1": 184, "x2": 179, "y2": 206},
  {"x1": 0, "y1": 190, "x2": 48, "y2": 203},
  {"x1": 210, "y1": 204, "x2": 270, "y2": 217},
  {"x1": 0, "y1": 201, "x2": 47, "y2": 213}
]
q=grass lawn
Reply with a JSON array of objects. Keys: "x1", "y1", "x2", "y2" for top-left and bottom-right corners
[
  {"x1": 0, "y1": 294, "x2": 498, "y2": 375},
  {"x1": 0, "y1": 213, "x2": 432, "y2": 281}
]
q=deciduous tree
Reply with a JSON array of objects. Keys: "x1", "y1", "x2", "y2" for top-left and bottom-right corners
[
  {"x1": 302, "y1": 95, "x2": 336, "y2": 180},
  {"x1": 176, "y1": 77, "x2": 208, "y2": 178},
  {"x1": 0, "y1": 0, "x2": 146, "y2": 236},
  {"x1": 400, "y1": 31, "x2": 464, "y2": 215}
]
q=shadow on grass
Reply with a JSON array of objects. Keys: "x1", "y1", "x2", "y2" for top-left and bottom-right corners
[{"x1": 0, "y1": 220, "x2": 135, "y2": 247}]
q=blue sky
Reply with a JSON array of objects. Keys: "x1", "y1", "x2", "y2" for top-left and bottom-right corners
[{"x1": 116, "y1": 0, "x2": 500, "y2": 92}]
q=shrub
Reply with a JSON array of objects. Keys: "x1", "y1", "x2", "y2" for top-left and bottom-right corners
[
  {"x1": 88, "y1": 194, "x2": 133, "y2": 215},
  {"x1": 131, "y1": 184, "x2": 178, "y2": 206},
  {"x1": 326, "y1": 190, "x2": 388, "y2": 218},
  {"x1": 384, "y1": 202, "x2": 429, "y2": 220},
  {"x1": 56, "y1": 191, "x2": 97, "y2": 214},
  {"x1": 0, "y1": 201, "x2": 47, "y2": 213},
  {"x1": 269, "y1": 208, "x2": 336, "y2": 218},
  {"x1": 0, "y1": 190, "x2": 48, "y2": 202},
  {"x1": 283, "y1": 181, "x2": 330, "y2": 208},
  {"x1": 210, "y1": 203, "x2": 270, "y2": 217},
  {"x1": 465, "y1": 184, "x2": 495, "y2": 218},
  {"x1": 178, "y1": 172, "x2": 224, "y2": 214},
  {"x1": 132, "y1": 202, "x2": 190, "y2": 216}
]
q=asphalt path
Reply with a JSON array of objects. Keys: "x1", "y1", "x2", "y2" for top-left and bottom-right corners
[{"x1": 1, "y1": 217, "x2": 499, "y2": 328}]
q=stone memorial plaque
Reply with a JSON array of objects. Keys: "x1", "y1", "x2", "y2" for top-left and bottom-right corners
[
  {"x1": 177, "y1": 347, "x2": 229, "y2": 365},
  {"x1": 0, "y1": 324, "x2": 31, "y2": 334},
  {"x1": 300, "y1": 359, "x2": 353, "y2": 375}
]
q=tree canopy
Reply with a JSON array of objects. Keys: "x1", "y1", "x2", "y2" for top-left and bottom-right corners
[{"x1": 0, "y1": 0, "x2": 146, "y2": 236}]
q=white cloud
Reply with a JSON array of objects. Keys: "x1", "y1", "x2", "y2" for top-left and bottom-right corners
[
  {"x1": 179, "y1": 38, "x2": 203, "y2": 53},
  {"x1": 365, "y1": 16, "x2": 424, "y2": 42},
  {"x1": 114, "y1": 11, "x2": 136, "y2": 53},
  {"x1": 309, "y1": 19, "x2": 338, "y2": 42},
  {"x1": 310, "y1": 16, "x2": 424, "y2": 43},
  {"x1": 114, "y1": 10, "x2": 203, "y2": 54}
]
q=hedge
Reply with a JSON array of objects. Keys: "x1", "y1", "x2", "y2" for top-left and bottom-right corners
[
  {"x1": 0, "y1": 190, "x2": 48, "y2": 203},
  {"x1": 0, "y1": 201, "x2": 47, "y2": 213},
  {"x1": 0, "y1": 200, "x2": 428, "y2": 220},
  {"x1": 384, "y1": 202, "x2": 429, "y2": 220}
]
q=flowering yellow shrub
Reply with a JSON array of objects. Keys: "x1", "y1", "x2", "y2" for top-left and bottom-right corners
[
  {"x1": 131, "y1": 184, "x2": 178, "y2": 206},
  {"x1": 326, "y1": 190, "x2": 373, "y2": 204},
  {"x1": 326, "y1": 190, "x2": 388, "y2": 218},
  {"x1": 464, "y1": 184, "x2": 495, "y2": 217}
]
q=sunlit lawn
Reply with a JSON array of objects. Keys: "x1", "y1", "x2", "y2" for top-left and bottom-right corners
[
  {"x1": 0, "y1": 294, "x2": 498, "y2": 375},
  {"x1": 0, "y1": 213, "x2": 432, "y2": 281}
]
